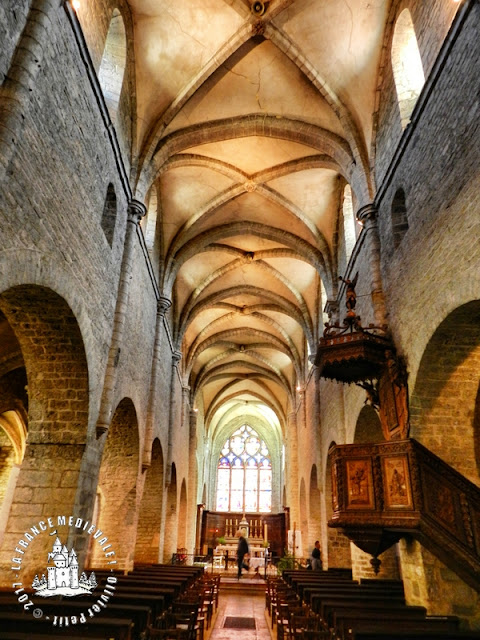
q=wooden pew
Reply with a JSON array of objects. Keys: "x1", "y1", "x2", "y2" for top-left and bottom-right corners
[
  {"x1": 311, "y1": 591, "x2": 406, "y2": 617},
  {"x1": 113, "y1": 585, "x2": 176, "y2": 609},
  {"x1": 0, "y1": 595, "x2": 151, "y2": 635},
  {"x1": 307, "y1": 584, "x2": 405, "y2": 609},
  {"x1": 350, "y1": 630, "x2": 480, "y2": 640},
  {"x1": 0, "y1": 633, "x2": 105, "y2": 640},
  {"x1": 336, "y1": 611, "x2": 460, "y2": 639},
  {"x1": 319, "y1": 599, "x2": 427, "y2": 630},
  {"x1": 0, "y1": 611, "x2": 133, "y2": 640}
]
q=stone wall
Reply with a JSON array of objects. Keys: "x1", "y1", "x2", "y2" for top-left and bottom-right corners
[{"x1": 374, "y1": 0, "x2": 458, "y2": 184}]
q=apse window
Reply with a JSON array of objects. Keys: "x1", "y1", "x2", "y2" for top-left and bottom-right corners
[
  {"x1": 391, "y1": 9, "x2": 425, "y2": 129},
  {"x1": 216, "y1": 425, "x2": 272, "y2": 513},
  {"x1": 98, "y1": 9, "x2": 127, "y2": 124}
]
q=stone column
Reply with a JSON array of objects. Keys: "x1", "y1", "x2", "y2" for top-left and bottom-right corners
[
  {"x1": 186, "y1": 407, "x2": 198, "y2": 553},
  {"x1": 142, "y1": 296, "x2": 172, "y2": 470},
  {"x1": 286, "y1": 410, "x2": 300, "y2": 538},
  {"x1": 356, "y1": 204, "x2": 386, "y2": 327},
  {"x1": 96, "y1": 200, "x2": 146, "y2": 436},
  {"x1": 166, "y1": 350, "x2": 182, "y2": 485}
]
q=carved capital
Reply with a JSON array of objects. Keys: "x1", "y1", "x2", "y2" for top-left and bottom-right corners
[
  {"x1": 157, "y1": 296, "x2": 172, "y2": 317},
  {"x1": 172, "y1": 350, "x2": 182, "y2": 365},
  {"x1": 127, "y1": 199, "x2": 147, "y2": 224},
  {"x1": 356, "y1": 203, "x2": 378, "y2": 226}
]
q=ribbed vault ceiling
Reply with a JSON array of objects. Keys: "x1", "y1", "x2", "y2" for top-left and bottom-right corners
[{"x1": 129, "y1": 0, "x2": 388, "y2": 435}]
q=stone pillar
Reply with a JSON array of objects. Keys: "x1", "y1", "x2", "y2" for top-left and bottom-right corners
[
  {"x1": 186, "y1": 408, "x2": 198, "y2": 553},
  {"x1": 142, "y1": 296, "x2": 172, "y2": 470},
  {"x1": 166, "y1": 350, "x2": 182, "y2": 485},
  {"x1": 356, "y1": 204, "x2": 386, "y2": 327},
  {"x1": 96, "y1": 200, "x2": 146, "y2": 437},
  {"x1": 286, "y1": 410, "x2": 300, "y2": 537}
]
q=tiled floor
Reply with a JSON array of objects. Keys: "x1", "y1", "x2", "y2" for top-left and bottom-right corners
[{"x1": 209, "y1": 589, "x2": 272, "y2": 640}]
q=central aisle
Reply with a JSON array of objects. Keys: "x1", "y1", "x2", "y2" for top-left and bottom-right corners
[{"x1": 209, "y1": 586, "x2": 272, "y2": 640}]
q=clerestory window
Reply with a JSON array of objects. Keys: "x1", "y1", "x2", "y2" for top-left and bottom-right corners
[{"x1": 391, "y1": 9, "x2": 425, "y2": 129}]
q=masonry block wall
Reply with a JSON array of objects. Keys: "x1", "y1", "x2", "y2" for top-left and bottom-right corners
[
  {"x1": 0, "y1": 2, "x2": 174, "y2": 583},
  {"x1": 0, "y1": 430, "x2": 14, "y2": 511}
]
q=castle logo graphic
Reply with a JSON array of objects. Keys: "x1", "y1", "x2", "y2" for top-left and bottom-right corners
[{"x1": 31, "y1": 536, "x2": 97, "y2": 597}]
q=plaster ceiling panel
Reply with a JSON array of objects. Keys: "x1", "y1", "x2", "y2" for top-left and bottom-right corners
[
  {"x1": 260, "y1": 256, "x2": 317, "y2": 331},
  {"x1": 184, "y1": 308, "x2": 232, "y2": 350},
  {"x1": 259, "y1": 309, "x2": 306, "y2": 353},
  {"x1": 174, "y1": 252, "x2": 234, "y2": 311},
  {"x1": 193, "y1": 264, "x2": 299, "y2": 307},
  {"x1": 261, "y1": 257, "x2": 316, "y2": 295},
  {"x1": 267, "y1": 169, "x2": 341, "y2": 248},
  {"x1": 133, "y1": 1, "x2": 244, "y2": 142},
  {"x1": 273, "y1": 0, "x2": 388, "y2": 146},
  {"x1": 164, "y1": 39, "x2": 343, "y2": 137},
  {"x1": 194, "y1": 350, "x2": 287, "y2": 383},
  {"x1": 186, "y1": 191, "x2": 319, "y2": 247},
  {"x1": 209, "y1": 398, "x2": 284, "y2": 435},
  {"x1": 184, "y1": 138, "x2": 321, "y2": 174},
  {"x1": 160, "y1": 167, "x2": 234, "y2": 249},
  {"x1": 190, "y1": 317, "x2": 288, "y2": 350},
  {"x1": 260, "y1": 309, "x2": 304, "y2": 335},
  {"x1": 203, "y1": 379, "x2": 284, "y2": 419},
  {"x1": 251, "y1": 348, "x2": 293, "y2": 373},
  {"x1": 176, "y1": 250, "x2": 234, "y2": 289}
]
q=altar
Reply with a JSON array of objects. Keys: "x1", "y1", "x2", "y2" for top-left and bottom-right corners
[{"x1": 215, "y1": 544, "x2": 267, "y2": 557}]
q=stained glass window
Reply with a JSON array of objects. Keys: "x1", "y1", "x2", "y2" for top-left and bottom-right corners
[{"x1": 216, "y1": 425, "x2": 272, "y2": 512}]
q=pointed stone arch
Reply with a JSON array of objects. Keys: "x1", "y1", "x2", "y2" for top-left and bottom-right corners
[
  {"x1": 164, "y1": 463, "x2": 178, "y2": 562},
  {"x1": 93, "y1": 397, "x2": 140, "y2": 571},
  {"x1": 354, "y1": 405, "x2": 383, "y2": 444},
  {"x1": 0, "y1": 285, "x2": 89, "y2": 581},
  {"x1": 308, "y1": 464, "x2": 322, "y2": 555},
  {"x1": 299, "y1": 477, "x2": 308, "y2": 556},
  {"x1": 410, "y1": 301, "x2": 480, "y2": 486},
  {"x1": 135, "y1": 438, "x2": 164, "y2": 564},
  {"x1": 177, "y1": 479, "x2": 188, "y2": 549}
]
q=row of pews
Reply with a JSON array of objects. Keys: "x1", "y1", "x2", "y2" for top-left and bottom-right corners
[
  {"x1": 266, "y1": 568, "x2": 480, "y2": 640},
  {"x1": 0, "y1": 563, "x2": 218, "y2": 640}
]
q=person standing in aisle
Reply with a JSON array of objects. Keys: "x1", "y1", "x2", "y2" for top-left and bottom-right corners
[
  {"x1": 311, "y1": 540, "x2": 322, "y2": 570},
  {"x1": 236, "y1": 530, "x2": 249, "y2": 579}
]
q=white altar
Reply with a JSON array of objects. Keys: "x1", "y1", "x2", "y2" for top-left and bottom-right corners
[{"x1": 215, "y1": 544, "x2": 267, "y2": 557}]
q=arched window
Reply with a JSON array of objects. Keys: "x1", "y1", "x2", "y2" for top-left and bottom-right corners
[
  {"x1": 101, "y1": 183, "x2": 117, "y2": 246},
  {"x1": 342, "y1": 184, "x2": 357, "y2": 262},
  {"x1": 98, "y1": 9, "x2": 127, "y2": 124},
  {"x1": 391, "y1": 187, "x2": 408, "y2": 247},
  {"x1": 391, "y1": 9, "x2": 425, "y2": 129},
  {"x1": 216, "y1": 425, "x2": 271, "y2": 513},
  {"x1": 141, "y1": 186, "x2": 158, "y2": 253}
]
